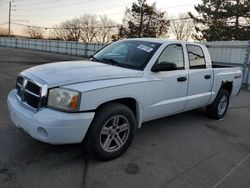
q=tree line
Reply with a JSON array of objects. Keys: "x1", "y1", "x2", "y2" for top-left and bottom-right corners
[{"x1": 1, "y1": 0, "x2": 249, "y2": 41}]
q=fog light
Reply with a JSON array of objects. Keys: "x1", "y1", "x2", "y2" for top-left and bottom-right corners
[{"x1": 37, "y1": 127, "x2": 48, "y2": 138}]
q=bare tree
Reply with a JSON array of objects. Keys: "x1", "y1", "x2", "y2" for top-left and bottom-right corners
[
  {"x1": 50, "y1": 14, "x2": 117, "y2": 43},
  {"x1": 79, "y1": 14, "x2": 99, "y2": 43},
  {"x1": 169, "y1": 13, "x2": 195, "y2": 41},
  {"x1": 23, "y1": 26, "x2": 44, "y2": 39},
  {"x1": 51, "y1": 18, "x2": 81, "y2": 41},
  {"x1": 95, "y1": 15, "x2": 116, "y2": 43}
]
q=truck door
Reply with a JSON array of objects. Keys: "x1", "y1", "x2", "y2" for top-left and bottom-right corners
[
  {"x1": 185, "y1": 44, "x2": 213, "y2": 110},
  {"x1": 143, "y1": 43, "x2": 188, "y2": 121}
]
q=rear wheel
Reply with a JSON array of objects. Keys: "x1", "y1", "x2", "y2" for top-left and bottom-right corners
[
  {"x1": 207, "y1": 89, "x2": 230, "y2": 119},
  {"x1": 85, "y1": 103, "x2": 136, "y2": 161}
]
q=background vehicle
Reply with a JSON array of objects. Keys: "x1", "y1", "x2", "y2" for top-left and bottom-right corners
[{"x1": 8, "y1": 38, "x2": 242, "y2": 160}]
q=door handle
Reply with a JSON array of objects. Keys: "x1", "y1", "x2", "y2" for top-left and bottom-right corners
[
  {"x1": 177, "y1": 77, "x2": 187, "y2": 82},
  {"x1": 204, "y1": 75, "x2": 211, "y2": 79}
]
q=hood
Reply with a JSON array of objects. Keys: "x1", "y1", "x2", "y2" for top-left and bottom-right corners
[{"x1": 22, "y1": 60, "x2": 143, "y2": 87}]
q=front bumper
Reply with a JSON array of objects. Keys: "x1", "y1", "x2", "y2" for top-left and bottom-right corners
[{"x1": 7, "y1": 90, "x2": 95, "y2": 144}]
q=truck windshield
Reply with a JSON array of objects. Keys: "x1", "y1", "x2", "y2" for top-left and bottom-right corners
[{"x1": 91, "y1": 40, "x2": 161, "y2": 70}]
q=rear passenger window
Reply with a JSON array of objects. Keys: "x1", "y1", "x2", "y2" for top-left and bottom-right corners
[{"x1": 187, "y1": 45, "x2": 206, "y2": 69}]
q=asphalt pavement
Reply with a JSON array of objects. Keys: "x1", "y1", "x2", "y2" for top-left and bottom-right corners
[{"x1": 0, "y1": 47, "x2": 250, "y2": 188}]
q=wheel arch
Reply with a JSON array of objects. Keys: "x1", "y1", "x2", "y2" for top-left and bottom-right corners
[
  {"x1": 221, "y1": 81, "x2": 233, "y2": 95},
  {"x1": 95, "y1": 97, "x2": 143, "y2": 128}
]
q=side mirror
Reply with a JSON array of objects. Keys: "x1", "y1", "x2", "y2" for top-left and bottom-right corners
[{"x1": 152, "y1": 61, "x2": 177, "y2": 72}]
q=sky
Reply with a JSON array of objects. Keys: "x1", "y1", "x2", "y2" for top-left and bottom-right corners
[{"x1": 0, "y1": 0, "x2": 202, "y2": 36}]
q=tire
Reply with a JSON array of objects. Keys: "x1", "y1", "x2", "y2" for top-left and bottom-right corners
[
  {"x1": 207, "y1": 89, "x2": 230, "y2": 119},
  {"x1": 85, "y1": 103, "x2": 137, "y2": 161}
]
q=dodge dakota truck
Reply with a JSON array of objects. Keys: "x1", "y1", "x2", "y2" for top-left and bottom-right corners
[{"x1": 8, "y1": 38, "x2": 242, "y2": 160}]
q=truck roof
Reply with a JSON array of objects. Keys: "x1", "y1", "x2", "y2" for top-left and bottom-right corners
[{"x1": 124, "y1": 38, "x2": 201, "y2": 46}]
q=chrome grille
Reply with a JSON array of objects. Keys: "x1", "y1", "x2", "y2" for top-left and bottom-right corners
[{"x1": 16, "y1": 75, "x2": 46, "y2": 110}]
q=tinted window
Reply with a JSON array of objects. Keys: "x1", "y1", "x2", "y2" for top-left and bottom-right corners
[
  {"x1": 187, "y1": 45, "x2": 206, "y2": 69},
  {"x1": 93, "y1": 40, "x2": 161, "y2": 70},
  {"x1": 157, "y1": 44, "x2": 184, "y2": 69}
]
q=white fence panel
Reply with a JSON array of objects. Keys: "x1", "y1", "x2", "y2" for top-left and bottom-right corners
[
  {"x1": 0, "y1": 37, "x2": 106, "y2": 57},
  {"x1": 206, "y1": 41, "x2": 249, "y2": 65},
  {"x1": 206, "y1": 41, "x2": 250, "y2": 88}
]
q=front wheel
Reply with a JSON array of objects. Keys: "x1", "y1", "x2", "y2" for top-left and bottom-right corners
[
  {"x1": 85, "y1": 103, "x2": 137, "y2": 161},
  {"x1": 207, "y1": 89, "x2": 230, "y2": 119}
]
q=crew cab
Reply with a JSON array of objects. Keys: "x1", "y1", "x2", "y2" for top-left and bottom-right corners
[{"x1": 7, "y1": 38, "x2": 242, "y2": 160}]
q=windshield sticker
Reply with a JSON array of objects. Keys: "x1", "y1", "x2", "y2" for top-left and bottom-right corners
[{"x1": 137, "y1": 45, "x2": 154, "y2": 52}]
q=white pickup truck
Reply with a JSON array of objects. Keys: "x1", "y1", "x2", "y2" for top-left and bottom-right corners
[{"x1": 8, "y1": 38, "x2": 242, "y2": 160}]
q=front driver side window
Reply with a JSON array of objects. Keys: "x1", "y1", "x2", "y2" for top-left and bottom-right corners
[{"x1": 157, "y1": 44, "x2": 184, "y2": 70}]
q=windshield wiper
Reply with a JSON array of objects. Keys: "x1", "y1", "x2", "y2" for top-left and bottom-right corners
[
  {"x1": 102, "y1": 58, "x2": 123, "y2": 66},
  {"x1": 89, "y1": 55, "x2": 100, "y2": 62},
  {"x1": 102, "y1": 58, "x2": 138, "y2": 69}
]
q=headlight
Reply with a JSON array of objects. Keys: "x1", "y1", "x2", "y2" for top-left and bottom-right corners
[{"x1": 47, "y1": 88, "x2": 81, "y2": 112}]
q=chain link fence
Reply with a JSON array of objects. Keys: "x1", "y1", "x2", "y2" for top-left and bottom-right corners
[{"x1": 0, "y1": 37, "x2": 106, "y2": 57}]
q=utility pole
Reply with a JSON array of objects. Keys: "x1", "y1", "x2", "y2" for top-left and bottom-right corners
[{"x1": 8, "y1": 1, "x2": 11, "y2": 37}]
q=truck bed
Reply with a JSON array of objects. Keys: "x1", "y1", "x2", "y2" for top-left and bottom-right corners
[{"x1": 211, "y1": 65, "x2": 242, "y2": 96}]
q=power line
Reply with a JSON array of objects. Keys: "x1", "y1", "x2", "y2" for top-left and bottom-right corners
[
  {"x1": 15, "y1": 0, "x2": 133, "y2": 10},
  {"x1": 12, "y1": 22, "x2": 119, "y2": 29},
  {"x1": 13, "y1": 10, "x2": 126, "y2": 19},
  {"x1": 6, "y1": 1, "x2": 199, "y2": 34},
  {"x1": 9, "y1": 3, "x2": 195, "y2": 24},
  {"x1": 0, "y1": 7, "x2": 9, "y2": 12},
  {"x1": 14, "y1": 0, "x2": 65, "y2": 7},
  {"x1": 15, "y1": 0, "x2": 93, "y2": 11},
  {"x1": 0, "y1": 7, "x2": 8, "y2": 11},
  {"x1": 171, "y1": 17, "x2": 191, "y2": 21},
  {"x1": 0, "y1": 22, "x2": 8, "y2": 25},
  {"x1": 0, "y1": 16, "x2": 9, "y2": 21},
  {"x1": 10, "y1": 12, "x2": 189, "y2": 25},
  {"x1": 13, "y1": 2, "x2": 193, "y2": 15},
  {"x1": 10, "y1": 2, "x2": 133, "y2": 21},
  {"x1": 12, "y1": 16, "x2": 197, "y2": 30},
  {"x1": 161, "y1": 3, "x2": 196, "y2": 9}
]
